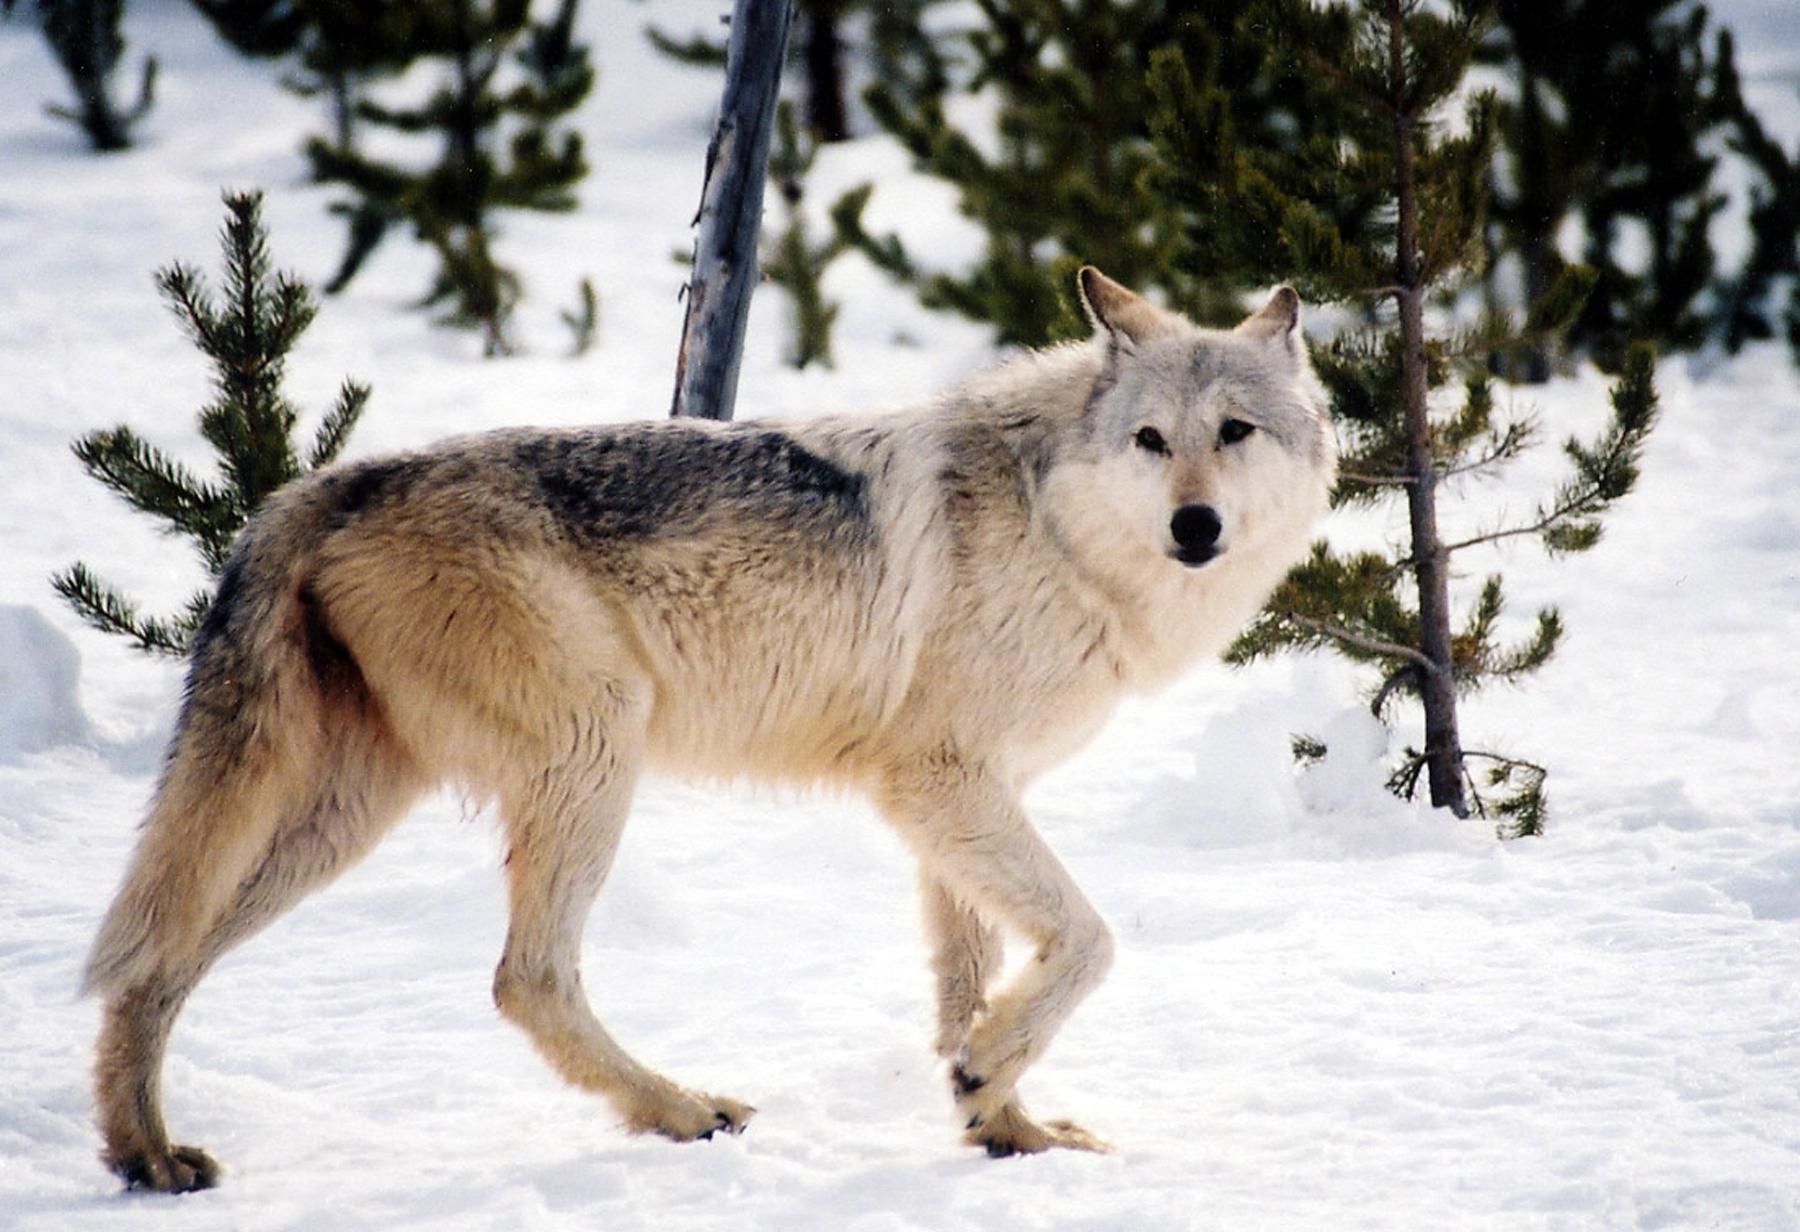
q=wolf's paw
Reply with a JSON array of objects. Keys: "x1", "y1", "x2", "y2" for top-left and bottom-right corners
[
  {"x1": 948, "y1": 1041, "x2": 1029, "y2": 1131},
  {"x1": 962, "y1": 1101, "x2": 1110, "y2": 1158},
  {"x1": 628, "y1": 1086, "x2": 756, "y2": 1142},
  {"x1": 108, "y1": 1143, "x2": 221, "y2": 1193}
]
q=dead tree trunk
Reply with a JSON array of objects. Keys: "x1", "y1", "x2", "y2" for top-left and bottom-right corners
[{"x1": 670, "y1": 0, "x2": 796, "y2": 421}]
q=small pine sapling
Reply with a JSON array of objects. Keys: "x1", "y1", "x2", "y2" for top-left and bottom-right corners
[
  {"x1": 30, "y1": 0, "x2": 156, "y2": 151},
  {"x1": 188, "y1": 0, "x2": 426, "y2": 295},
  {"x1": 1153, "y1": 0, "x2": 1658, "y2": 831},
  {"x1": 305, "y1": 0, "x2": 594, "y2": 356},
  {"x1": 53, "y1": 191, "x2": 369, "y2": 657}
]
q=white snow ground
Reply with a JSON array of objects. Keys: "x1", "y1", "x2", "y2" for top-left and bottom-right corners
[{"x1": 3, "y1": 3, "x2": 1798, "y2": 1229}]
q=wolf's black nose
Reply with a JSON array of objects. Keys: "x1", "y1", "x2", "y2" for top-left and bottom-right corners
[{"x1": 1170, "y1": 504, "x2": 1222, "y2": 553}]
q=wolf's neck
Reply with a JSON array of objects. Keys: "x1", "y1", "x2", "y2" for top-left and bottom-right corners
[{"x1": 945, "y1": 339, "x2": 1105, "y2": 424}]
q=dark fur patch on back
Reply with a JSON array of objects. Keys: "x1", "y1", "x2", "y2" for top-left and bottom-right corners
[
  {"x1": 512, "y1": 427, "x2": 870, "y2": 545},
  {"x1": 322, "y1": 457, "x2": 430, "y2": 526}
]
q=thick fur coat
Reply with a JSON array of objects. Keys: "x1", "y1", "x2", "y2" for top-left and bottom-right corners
[{"x1": 85, "y1": 269, "x2": 1336, "y2": 1189}]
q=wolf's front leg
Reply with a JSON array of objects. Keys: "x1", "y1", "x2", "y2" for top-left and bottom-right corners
[
  {"x1": 919, "y1": 875, "x2": 1002, "y2": 1060},
  {"x1": 883, "y1": 759, "x2": 1114, "y2": 1156}
]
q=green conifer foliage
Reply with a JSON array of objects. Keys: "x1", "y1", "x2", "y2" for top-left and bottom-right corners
[
  {"x1": 1714, "y1": 28, "x2": 1800, "y2": 362},
  {"x1": 764, "y1": 101, "x2": 845, "y2": 369},
  {"x1": 30, "y1": 0, "x2": 156, "y2": 150},
  {"x1": 188, "y1": 0, "x2": 425, "y2": 294},
  {"x1": 304, "y1": 0, "x2": 594, "y2": 356},
  {"x1": 52, "y1": 191, "x2": 369, "y2": 658},
  {"x1": 864, "y1": 0, "x2": 948, "y2": 115},
  {"x1": 861, "y1": 0, "x2": 1350, "y2": 346},
  {"x1": 1152, "y1": 0, "x2": 1658, "y2": 830},
  {"x1": 648, "y1": 0, "x2": 943, "y2": 146},
  {"x1": 1482, "y1": 0, "x2": 1733, "y2": 373},
  {"x1": 560, "y1": 276, "x2": 599, "y2": 357}
]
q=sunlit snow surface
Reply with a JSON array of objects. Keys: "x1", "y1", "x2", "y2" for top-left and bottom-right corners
[{"x1": 2, "y1": 3, "x2": 1797, "y2": 1228}]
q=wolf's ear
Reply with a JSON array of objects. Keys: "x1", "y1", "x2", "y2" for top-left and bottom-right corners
[
  {"x1": 1078, "y1": 266, "x2": 1177, "y2": 347},
  {"x1": 1235, "y1": 286, "x2": 1303, "y2": 350}
]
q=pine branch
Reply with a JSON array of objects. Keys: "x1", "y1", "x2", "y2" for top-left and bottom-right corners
[
  {"x1": 1489, "y1": 606, "x2": 1563, "y2": 681},
  {"x1": 645, "y1": 24, "x2": 729, "y2": 67},
  {"x1": 559, "y1": 278, "x2": 598, "y2": 358},
  {"x1": 155, "y1": 263, "x2": 225, "y2": 359},
  {"x1": 309, "y1": 380, "x2": 370, "y2": 469},
  {"x1": 830, "y1": 184, "x2": 917, "y2": 281},
  {"x1": 71, "y1": 426, "x2": 238, "y2": 555},
  {"x1": 122, "y1": 55, "x2": 157, "y2": 125},
  {"x1": 1435, "y1": 504, "x2": 1580, "y2": 559},
  {"x1": 1371, "y1": 664, "x2": 1423, "y2": 718},
  {"x1": 1439, "y1": 420, "x2": 1536, "y2": 481},
  {"x1": 1430, "y1": 345, "x2": 1657, "y2": 559},
  {"x1": 1272, "y1": 609, "x2": 1439, "y2": 674},
  {"x1": 1463, "y1": 751, "x2": 1548, "y2": 838},
  {"x1": 1337, "y1": 469, "x2": 1415, "y2": 486},
  {"x1": 50, "y1": 563, "x2": 194, "y2": 658}
]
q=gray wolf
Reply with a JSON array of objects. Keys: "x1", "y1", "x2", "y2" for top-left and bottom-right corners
[{"x1": 83, "y1": 268, "x2": 1336, "y2": 1190}]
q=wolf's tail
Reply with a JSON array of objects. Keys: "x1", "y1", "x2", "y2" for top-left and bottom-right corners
[{"x1": 82, "y1": 486, "x2": 352, "y2": 996}]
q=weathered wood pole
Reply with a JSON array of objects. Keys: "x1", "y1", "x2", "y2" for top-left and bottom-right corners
[{"x1": 670, "y1": 0, "x2": 796, "y2": 421}]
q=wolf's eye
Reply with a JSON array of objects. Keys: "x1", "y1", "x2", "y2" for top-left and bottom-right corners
[
  {"x1": 1219, "y1": 419, "x2": 1256, "y2": 446},
  {"x1": 1133, "y1": 426, "x2": 1170, "y2": 456}
]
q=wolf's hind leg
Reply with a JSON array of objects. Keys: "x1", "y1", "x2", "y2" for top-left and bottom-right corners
[
  {"x1": 490, "y1": 698, "x2": 753, "y2": 1142},
  {"x1": 94, "y1": 974, "x2": 217, "y2": 1192},
  {"x1": 94, "y1": 740, "x2": 424, "y2": 1192},
  {"x1": 883, "y1": 760, "x2": 1113, "y2": 1156},
  {"x1": 920, "y1": 875, "x2": 1002, "y2": 1060}
]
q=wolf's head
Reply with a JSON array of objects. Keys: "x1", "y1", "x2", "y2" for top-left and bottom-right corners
[{"x1": 1048, "y1": 267, "x2": 1336, "y2": 585}]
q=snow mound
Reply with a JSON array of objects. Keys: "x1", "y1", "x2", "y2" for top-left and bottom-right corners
[
  {"x1": 1117, "y1": 668, "x2": 1475, "y2": 860},
  {"x1": 0, "y1": 606, "x2": 91, "y2": 761}
]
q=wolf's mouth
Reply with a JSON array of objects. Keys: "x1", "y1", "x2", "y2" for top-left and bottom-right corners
[{"x1": 1172, "y1": 545, "x2": 1222, "y2": 568}]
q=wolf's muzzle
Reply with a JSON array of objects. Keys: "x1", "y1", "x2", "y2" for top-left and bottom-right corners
[{"x1": 1170, "y1": 503, "x2": 1222, "y2": 566}]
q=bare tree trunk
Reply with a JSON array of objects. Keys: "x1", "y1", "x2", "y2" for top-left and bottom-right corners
[
  {"x1": 802, "y1": 2, "x2": 849, "y2": 143},
  {"x1": 671, "y1": 0, "x2": 797, "y2": 421},
  {"x1": 1514, "y1": 67, "x2": 1555, "y2": 384},
  {"x1": 1389, "y1": 0, "x2": 1469, "y2": 817}
]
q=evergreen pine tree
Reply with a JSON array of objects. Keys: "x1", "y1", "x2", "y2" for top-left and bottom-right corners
[
  {"x1": 1714, "y1": 28, "x2": 1800, "y2": 361},
  {"x1": 52, "y1": 191, "x2": 369, "y2": 658},
  {"x1": 28, "y1": 0, "x2": 156, "y2": 150},
  {"x1": 1149, "y1": 0, "x2": 1658, "y2": 828},
  {"x1": 648, "y1": 0, "x2": 942, "y2": 146},
  {"x1": 859, "y1": 0, "x2": 1351, "y2": 346},
  {"x1": 304, "y1": 0, "x2": 594, "y2": 356},
  {"x1": 1482, "y1": 0, "x2": 1732, "y2": 372}
]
